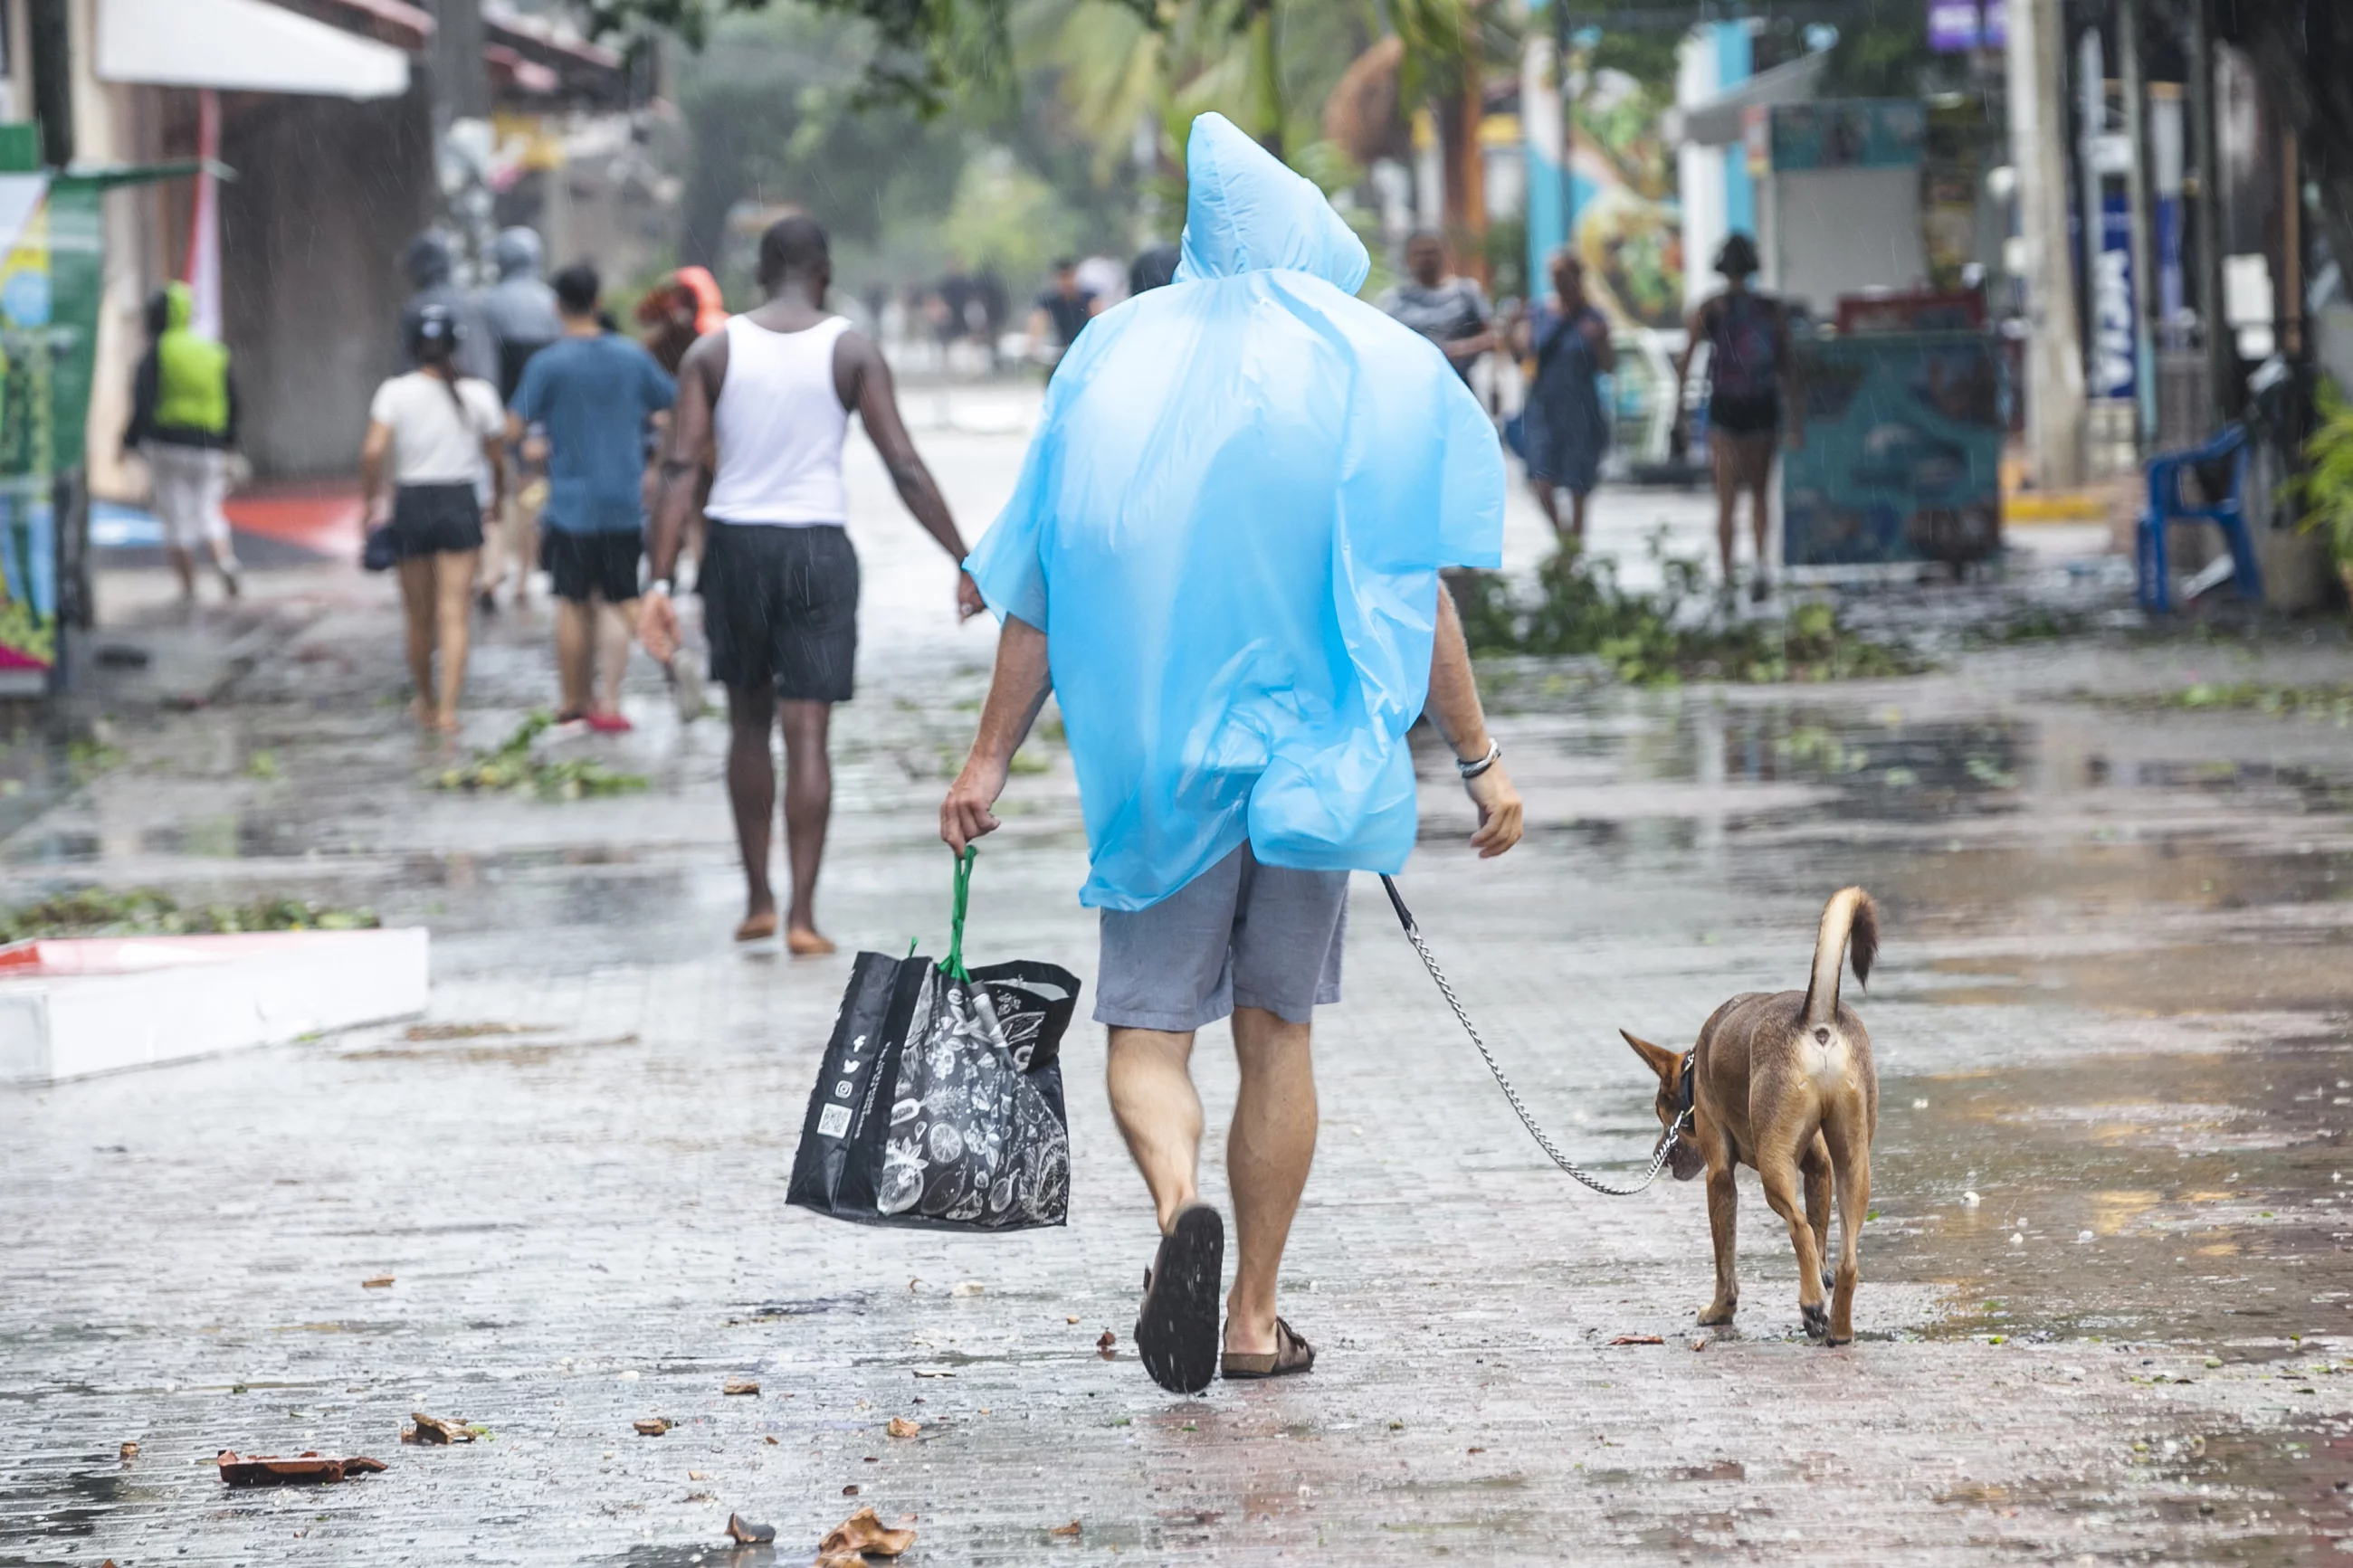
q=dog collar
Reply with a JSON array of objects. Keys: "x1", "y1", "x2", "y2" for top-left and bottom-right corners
[{"x1": 1677, "y1": 1052, "x2": 1696, "y2": 1118}]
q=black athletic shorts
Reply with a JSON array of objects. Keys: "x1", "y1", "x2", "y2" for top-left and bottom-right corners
[
  {"x1": 390, "y1": 482, "x2": 483, "y2": 558},
  {"x1": 541, "y1": 527, "x2": 643, "y2": 603},
  {"x1": 1708, "y1": 391, "x2": 1783, "y2": 440},
  {"x1": 700, "y1": 519, "x2": 859, "y2": 702}
]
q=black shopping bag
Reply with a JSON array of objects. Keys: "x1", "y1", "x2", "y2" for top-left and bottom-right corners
[{"x1": 788, "y1": 849, "x2": 1080, "y2": 1231}]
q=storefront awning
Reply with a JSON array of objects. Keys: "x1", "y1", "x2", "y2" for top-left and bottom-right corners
[
  {"x1": 96, "y1": 0, "x2": 411, "y2": 100},
  {"x1": 1663, "y1": 50, "x2": 1831, "y2": 149}
]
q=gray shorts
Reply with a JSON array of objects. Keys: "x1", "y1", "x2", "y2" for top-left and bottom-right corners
[{"x1": 1094, "y1": 843, "x2": 1348, "y2": 1031}]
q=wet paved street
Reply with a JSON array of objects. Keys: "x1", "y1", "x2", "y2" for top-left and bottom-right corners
[{"x1": 6, "y1": 388, "x2": 2353, "y2": 1563}]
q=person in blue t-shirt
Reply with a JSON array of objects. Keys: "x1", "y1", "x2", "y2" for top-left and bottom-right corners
[{"x1": 510, "y1": 262, "x2": 678, "y2": 729}]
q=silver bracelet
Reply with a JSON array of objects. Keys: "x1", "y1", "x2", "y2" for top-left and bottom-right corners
[{"x1": 1456, "y1": 738, "x2": 1501, "y2": 779}]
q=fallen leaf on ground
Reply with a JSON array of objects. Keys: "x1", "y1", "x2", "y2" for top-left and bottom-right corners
[
  {"x1": 723, "y1": 1380, "x2": 760, "y2": 1396},
  {"x1": 1096, "y1": 1331, "x2": 1116, "y2": 1358},
  {"x1": 886, "y1": 1416, "x2": 919, "y2": 1439},
  {"x1": 360, "y1": 1276, "x2": 394, "y2": 1289},
  {"x1": 949, "y1": 1281, "x2": 984, "y2": 1297},
  {"x1": 1066, "y1": 1316, "x2": 1080, "y2": 1324},
  {"x1": 633, "y1": 1419, "x2": 672, "y2": 1437},
  {"x1": 118, "y1": 1441, "x2": 138, "y2": 1460},
  {"x1": 1691, "y1": 1337, "x2": 1709, "y2": 1353},
  {"x1": 1467, "y1": 1446, "x2": 1485, "y2": 1455},
  {"x1": 765, "y1": 1435, "x2": 778, "y2": 1445},
  {"x1": 821, "y1": 1505, "x2": 917, "y2": 1558},
  {"x1": 723, "y1": 1513, "x2": 776, "y2": 1544},
  {"x1": 1050, "y1": 1519, "x2": 1082, "y2": 1537},
  {"x1": 814, "y1": 1554, "x2": 868, "y2": 1568},
  {"x1": 1609, "y1": 1335, "x2": 1665, "y2": 1346},
  {"x1": 842, "y1": 1483, "x2": 860, "y2": 1496},
  {"x1": 401, "y1": 1412, "x2": 474, "y2": 1445},
  {"x1": 688, "y1": 1469, "x2": 705, "y2": 1480},
  {"x1": 911, "y1": 1368, "x2": 956, "y2": 1379},
  {"x1": 216, "y1": 1450, "x2": 387, "y2": 1487}
]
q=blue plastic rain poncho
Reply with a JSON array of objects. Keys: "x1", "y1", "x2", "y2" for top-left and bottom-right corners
[{"x1": 967, "y1": 113, "x2": 1506, "y2": 911}]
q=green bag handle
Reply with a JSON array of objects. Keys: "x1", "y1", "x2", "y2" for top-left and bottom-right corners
[{"x1": 942, "y1": 843, "x2": 977, "y2": 983}]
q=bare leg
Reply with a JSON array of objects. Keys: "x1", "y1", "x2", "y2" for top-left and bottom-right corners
[
  {"x1": 1567, "y1": 487, "x2": 1591, "y2": 542},
  {"x1": 724, "y1": 679, "x2": 777, "y2": 936},
  {"x1": 1711, "y1": 444, "x2": 1741, "y2": 588},
  {"x1": 1529, "y1": 476, "x2": 1563, "y2": 537},
  {"x1": 1758, "y1": 1151, "x2": 1830, "y2": 1338},
  {"x1": 395, "y1": 556, "x2": 436, "y2": 726},
  {"x1": 167, "y1": 545, "x2": 197, "y2": 602},
  {"x1": 777, "y1": 698, "x2": 834, "y2": 952},
  {"x1": 431, "y1": 550, "x2": 476, "y2": 730},
  {"x1": 594, "y1": 597, "x2": 637, "y2": 715},
  {"x1": 554, "y1": 598, "x2": 594, "y2": 717},
  {"x1": 1106, "y1": 1026, "x2": 1203, "y2": 1231},
  {"x1": 1748, "y1": 459, "x2": 1774, "y2": 598},
  {"x1": 1224, "y1": 1005, "x2": 1316, "y2": 1357}
]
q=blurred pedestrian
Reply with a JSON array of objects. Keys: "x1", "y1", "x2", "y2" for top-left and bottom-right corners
[
  {"x1": 1129, "y1": 242, "x2": 1181, "y2": 295},
  {"x1": 510, "y1": 263, "x2": 677, "y2": 731},
  {"x1": 397, "y1": 231, "x2": 499, "y2": 385},
  {"x1": 634, "y1": 266, "x2": 729, "y2": 578},
  {"x1": 1674, "y1": 232, "x2": 1805, "y2": 602},
  {"x1": 1377, "y1": 230, "x2": 1493, "y2": 383},
  {"x1": 1516, "y1": 251, "x2": 1615, "y2": 543},
  {"x1": 477, "y1": 227, "x2": 563, "y2": 612},
  {"x1": 126, "y1": 282, "x2": 243, "y2": 601},
  {"x1": 1026, "y1": 258, "x2": 1098, "y2": 366},
  {"x1": 640, "y1": 215, "x2": 982, "y2": 955},
  {"x1": 359, "y1": 305, "x2": 504, "y2": 732}
]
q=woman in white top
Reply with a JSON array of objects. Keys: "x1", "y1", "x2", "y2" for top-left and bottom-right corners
[{"x1": 359, "y1": 305, "x2": 505, "y2": 732}]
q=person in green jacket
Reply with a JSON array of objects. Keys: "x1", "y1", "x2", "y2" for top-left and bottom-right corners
[{"x1": 126, "y1": 283, "x2": 243, "y2": 600}]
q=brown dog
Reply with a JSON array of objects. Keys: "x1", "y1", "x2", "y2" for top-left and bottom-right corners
[{"x1": 1622, "y1": 887, "x2": 1879, "y2": 1345}]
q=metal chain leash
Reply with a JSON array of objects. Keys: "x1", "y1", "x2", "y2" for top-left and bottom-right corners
[{"x1": 1380, "y1": 875, "x2": 1690, "y2": 1197}]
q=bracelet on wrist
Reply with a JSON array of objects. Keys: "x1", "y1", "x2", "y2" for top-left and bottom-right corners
[
  {"x1": 1456, "y1": 738, "x2": 1501, "y2": 779},
  {"x1": 645, "y1": 579, "x2": 672, "y2": 599}
]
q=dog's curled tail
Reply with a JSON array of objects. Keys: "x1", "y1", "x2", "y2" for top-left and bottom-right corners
[{"x1": 1802, "y1": 887, "x2": 1879, "y2": 1029}]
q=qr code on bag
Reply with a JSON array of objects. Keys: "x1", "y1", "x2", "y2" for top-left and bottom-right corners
[{"x1": 817, "y1": 1104, "x2": 853, "y2": 1139}]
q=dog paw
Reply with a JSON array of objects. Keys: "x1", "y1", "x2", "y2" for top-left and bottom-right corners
[
  {"x1": 1825, "y1": 1333, "x2": 1853, "y2": 1348},
  {"x1": 1696, "y1": 1303, "x2": 1737, "y2": 1326},
  {"x1": 1800, "y1": 1303, "x2": 1830, "y2": 1340}
]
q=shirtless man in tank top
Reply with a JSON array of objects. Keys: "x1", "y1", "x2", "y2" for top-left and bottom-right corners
[{"x1": 641, "y1": 215, "x2": 985, "y2": 955}]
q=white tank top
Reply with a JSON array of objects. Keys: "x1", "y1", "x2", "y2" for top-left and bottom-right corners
[{"x1": 704, "y1": 314, "x2": 853, "y2": 526}]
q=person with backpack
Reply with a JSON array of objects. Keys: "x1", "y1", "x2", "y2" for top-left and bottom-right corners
[
  {"x1": 126, "y1": 282, "x2": 243, "y2": 601},
  {"x1": 359, "y1": 305, "x2": 505, "y2": 732},
  {"x1": 1673, "y1": 233, "x2": 1805, "y2": 602},
  {"x1": 1516, "y1": 250, "x2": 1615, "y2": 543}
]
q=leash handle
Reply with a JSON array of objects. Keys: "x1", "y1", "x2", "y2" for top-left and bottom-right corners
[{"x1": 1380, "y1": 872, "x2": 1688, "y2": 1196}]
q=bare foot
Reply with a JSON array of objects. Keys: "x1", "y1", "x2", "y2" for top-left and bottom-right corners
[
  {"x1": 734, "y1": 910, "x2": 778, "y2": 944},
  {"x1": 786, "y1": 926, "x2": 836, "y2": 956},
  {"x1": 410, "y1": 698, "x2": 436, "y2": 729},
  {"x1": 433, "y1": 709, "x2": 462, "y2": 735}
]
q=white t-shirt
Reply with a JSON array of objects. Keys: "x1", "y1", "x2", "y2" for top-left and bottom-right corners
[{"x1": 369, "y1": 371, "x2": 503, "y2": 488}]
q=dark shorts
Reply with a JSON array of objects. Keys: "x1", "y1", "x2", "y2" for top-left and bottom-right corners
[
  {"x1": 390, "y1": 483, "x2": 483, "y2": 559},
  {"x1": 1708, "y1": 391, "x2": 1782, "y2": 440},
  {"x1": 541, "y1": 527, "x2": 643, "y2": 603},
  {"x1": 700, "y1": 519, "x2": 859, "y2": 702}
]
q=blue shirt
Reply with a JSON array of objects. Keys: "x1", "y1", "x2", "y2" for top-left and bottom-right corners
[{"x1": 511, "y1": 334, "x2": 676, "y2": 534}]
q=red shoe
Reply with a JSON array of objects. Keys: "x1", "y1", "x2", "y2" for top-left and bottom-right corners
[{"x1": 585, "y1": 710, "x2": 634, "y2": 735}]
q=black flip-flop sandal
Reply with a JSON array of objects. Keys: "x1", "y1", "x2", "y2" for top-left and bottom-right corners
[
  {"x1": 1221, "y1": 1316, "x2": 1314, "y2": 1380},
  {"x1": 1134, "y1": 1202, "x2": 1223, "y2": 1395}
]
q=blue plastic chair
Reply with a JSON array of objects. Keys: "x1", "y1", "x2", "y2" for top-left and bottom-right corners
[{"x1": 2136, "y1": 423, "x2": 2262, "y2": 613}]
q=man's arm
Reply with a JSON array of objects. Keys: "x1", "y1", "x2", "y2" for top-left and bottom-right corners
[
  {"x1": 940, "y1": 614, "x2": 1052, "y2": 852},
  {"x1": 1424, "y1": 587, "x2": 1524, "y2": 858},
  {"x1": 838, "y1": 331, "x2": 985, "y2": 619},
  {"x1": 637, "y1": 332, "x2": 722, "y2": 660},
  {"x1": 1585, "y1": 313, "x2": 1618, "y2": 375}
]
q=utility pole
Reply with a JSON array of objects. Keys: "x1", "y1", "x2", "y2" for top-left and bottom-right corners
[
  {"x1": 432, "y1": 0, "x2": 491, "y2": 128},
  {"x1": 2185, "y1": 0, "x2": 2230, "y2": 426},
  {"x1": 2006, "y1": 0, "x2": 2087, "y2": 488},
  {"x1": 429, "y1": 0, "x2": 494, "y2": 280},
  {"x1": 2119, "y1": 0, "x2": 2158, "y2": 451}
]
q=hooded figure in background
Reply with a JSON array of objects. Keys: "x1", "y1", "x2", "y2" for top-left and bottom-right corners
[
  {"x1": 127, "y1": 280, "x2": 243, "y2": 600},
  {"x1": 480, "y1": 227, "x2": 563, "y2": 403},
  {"x1": 941, "y1": 114, "x2": 1519, "y2": 1397},
  {"x1": 398, "y1": 231, "x2": 499, "y2": 385}
]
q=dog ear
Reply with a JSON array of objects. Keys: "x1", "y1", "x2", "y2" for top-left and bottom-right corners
[{"x1": 1619, "y1": 1029, "x2": 1682, "y2": 1083}]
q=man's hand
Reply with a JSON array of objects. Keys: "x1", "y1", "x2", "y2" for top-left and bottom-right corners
[
  {"x1": 1465, "y1": 761, "x2": 1524, "y2": 859},
  {"x1": 940, "y1": 755, "x2": 1010, "y2": 853},
  {"x1": 638, "y1": 593, "x2": 681, "y2": 664},
  {"x1": 957, "y1": 570, "x2": 986, "y2": 621}
]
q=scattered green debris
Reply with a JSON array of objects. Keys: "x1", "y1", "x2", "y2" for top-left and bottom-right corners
[
  {"x1": 0, "y1": 887, "x2": 378, "y2": 943},
  {"x1": 245, "y1": 749, "x2": 280, "y2": 781},
  {"x1": 2102, "y1": 681, "x2": 2353, "y2": 720},
  {"x1": 434, "y1": 712, "x2": 649, "y2": 801},
  {"x1": 66, "y1": 736, "x2": 125, "y2": 784},
  {"x1": 1454, "y1": 541, "x2": 1923, "y2": 687}
]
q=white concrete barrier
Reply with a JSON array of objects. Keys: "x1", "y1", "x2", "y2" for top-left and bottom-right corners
[{"x1": 0, "y1": 927, "x2": 429, "y2": 1084}]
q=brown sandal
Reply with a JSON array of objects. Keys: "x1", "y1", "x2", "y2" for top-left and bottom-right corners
[{"x1": 1220, "y1": 1316, "x2": 1314, "y2": 1380}]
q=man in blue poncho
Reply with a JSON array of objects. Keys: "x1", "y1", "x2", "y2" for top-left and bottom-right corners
[{"x1": 940, "y1": 115, "x2": 1523, "y2": 1395}]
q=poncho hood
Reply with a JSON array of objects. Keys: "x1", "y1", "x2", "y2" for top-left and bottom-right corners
[
  {"x1": 966, "y1": 115, "x2": 1504, "y2": 911},
  {"x1": 1175, "y1": 113, "x2": 1369, "y2": 292}
]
